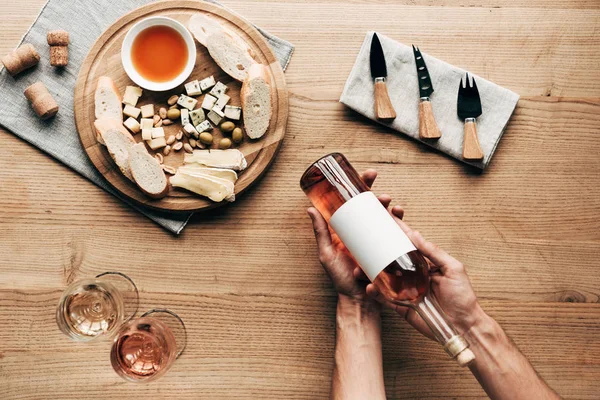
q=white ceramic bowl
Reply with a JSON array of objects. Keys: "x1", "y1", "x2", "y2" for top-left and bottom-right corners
[{"x1": 121, "y1": 16, "x2": 196, "y2": 92}]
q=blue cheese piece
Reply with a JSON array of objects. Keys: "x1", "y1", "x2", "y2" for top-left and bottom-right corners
[
  {"x1": 180, "y1": 109, "x2": 190, "y2": 126},
  {"x1": 224, "y1": 105, "x2": 242, "y2": 120},
  {"x1": 177, "y1": 94, "x2": 198, "y2": 111},
  {"x1": 151, "y1": 127, "x2": 165, "y2": 138},
  {"x1": 201, "y1": 94, "x2": 217, "y2": 111},
  {"x1": 207, "y1": 108, "x2": 224, "y2": 125},
  {"x1": 196, "y1": 120, "x2": 212, "y2": 133},
  {"x1": 199, "y1": 76, "x2": 216, "y2": 92},
  {"x1": 185, "y1": 80, "x2": 202, "y2": 96},
  {"x1": 209, "y1": 81, "x2": 228, "y2": 98},
  {"x1": 214, "y1": 94, "x2": 230, "y2": 111},
  {"x1": 189, "y1": 109, "x2": 205, "y2": 126}
]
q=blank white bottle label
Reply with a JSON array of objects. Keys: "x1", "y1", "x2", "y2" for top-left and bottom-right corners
[{"x1": 329, "y1": 192, "x2": 416, "y2": 282}]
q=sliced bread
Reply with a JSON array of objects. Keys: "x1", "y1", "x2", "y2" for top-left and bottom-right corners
[
  {"x1": 94, "y1": 119, "x2": 135, "y2": 181},
  {"x1": 128, "y1": 143, "x2": 169, "y2": 199},
  {"x1": 95, "y1": 76, "x2": 123, "y2": 122},
  {"x1": 241, "y1": 64, "x2": 272, "y2": 139},
  {"x1": 188, "y1": 14, "x2": 256, "y2": 82}
]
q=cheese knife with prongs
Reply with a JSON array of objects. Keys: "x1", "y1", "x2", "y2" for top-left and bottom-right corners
[
  {"x1": 457, "y1": 73, "x2": 484, "y2": 160},
  {"x1": 370, "y1": 33, "x2": 396, "y2": 121},
  {"x1": 412, "y1": 45, "x2": 442, "y2": 139}
]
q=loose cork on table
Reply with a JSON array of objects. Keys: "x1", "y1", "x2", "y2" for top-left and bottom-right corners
[
  {"x1": 47, "y1": 29, "x2": 69, "y2": 66},
  {"x1": 24, "y1": 81, "x2": 59, "y2": 120},
  {"x1": 1, "y1": 43, "x2": 40, "y2": 76}
]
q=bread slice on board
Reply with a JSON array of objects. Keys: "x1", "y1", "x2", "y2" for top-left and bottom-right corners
[
  {"x1": 241, "y1": 64, "x2": 272, "y2": 139},
  {"x1": 95, "y1": 76, "x2": 123, "y2": 123},
  {"x1": 188, "y1": 14, "x2": 256, "y2": 82},
  {"x1": 94, "y1": 119, "x2": 135, "y2": 181},
  {"x1": 128, "y1": 143, "x2": 169, "y2": 199}
]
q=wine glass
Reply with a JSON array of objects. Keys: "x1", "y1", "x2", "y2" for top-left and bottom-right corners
[
  {"x1": 110, "y1": 308, "x2": 187, "y2": 383},
  {"x1": 56, "y1": 272, "x2": 139, "y2": 341}
]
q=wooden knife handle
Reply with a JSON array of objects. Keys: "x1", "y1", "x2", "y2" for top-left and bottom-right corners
[
  {"x1": 374, "y1": 78, "x2": 396, "y2": 120},
  {"x1": 462, "y1": 118, "x2": 484, "y2": 160},
  {"x1": 418, "y1": 98, "x2": 442, "y2": 139}
]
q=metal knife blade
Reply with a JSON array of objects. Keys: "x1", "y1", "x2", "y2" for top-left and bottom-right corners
[
  {"x1": 412, "y1": 45, "x2": 433, "y2": 98},
  {"x1": 370, "y1": 33, "x2": 387, "y2": 79}
]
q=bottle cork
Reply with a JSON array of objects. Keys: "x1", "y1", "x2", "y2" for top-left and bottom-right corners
[
  {"x1": 24, "y1": 82, "x2": 59, "y2": 120},
  {"x1": 1, "y1": 43, "x2": 40, "y2": 76},
  {"x1": 47, "y1": 30, "x2": 69, "y2": 67}
]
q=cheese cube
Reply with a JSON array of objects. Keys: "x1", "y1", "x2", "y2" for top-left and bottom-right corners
[
  {"x1": 125, "y1": 86, "x2": 142, "y2": 97},
  {"x1": 177, "y1": 94, "x2": 198, "y2": 111},
  {"x1": 196, "y1": 120, "x2": 212, "y2": 133},
  {"x1": 207, "y1": 108, "x2": 224, "y2": 125},
  {"x1": 123, "y1": 86, "x2": 142, "y2": 106},
  {"x1": 140, "y1": 118, "x2": 154, "y2": 130},
  {"x1": 214, "y1": 94, "x2": 230, "y2": 111},
  {"x1": 224, "y1": 105, "x2": 242, "y2": 120},
  {"x1": 123, "y1": 104, "x2": 141, "y2": 119},
  {"x1": 142, "y1": 129, "x2": 152, "y2": 141},
  {"x1": 185, "y1": 80, "x2": 202, "y2": 96},
  {"x1": 209, "y1": 81, "x2": 228, "y2": 98},
  {"x1": 124, "y1": 117, "x2": 141, "y2": 134},
  {"x1": 201, "y1": 94, "x2": 217, "y2": 111},
  {"x1": 199, "y1": 76, "x2": 216, "y2": 92},
  {"x1": 181, "y1": 109, "x2": 190, "y2": 126},
  {"x1": 140, "y1": 104, "x2": 154, "y2": 118},
  {"x1": 152, "y1": 127, "x2": 165, "y2": 139},
  {"x1": 189, "y1": 109, "x2": 205, "y2": 126},
  {"x1": 148, "y1": 137, "x2": 167, "y2": 150},
  {"x1": 183, "y1": 123, "x2": 198, "y2": 137}
]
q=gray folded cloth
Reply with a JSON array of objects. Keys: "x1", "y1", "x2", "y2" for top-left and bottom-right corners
[
  {"x1": 0, "y1": 0, "x2": 294, "y2": 234},
  {"x1": 340, "y1": 32, "x2": 519, "y2": 169}
]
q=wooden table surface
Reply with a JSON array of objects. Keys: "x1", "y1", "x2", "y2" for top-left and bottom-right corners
[{"x1": 1, "y1": 0, "x2": 598, "y2": 398}]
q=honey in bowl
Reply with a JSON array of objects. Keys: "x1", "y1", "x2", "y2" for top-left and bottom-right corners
[{"x1": 131, "y1": 25, "x2": 189, "y2": 83}]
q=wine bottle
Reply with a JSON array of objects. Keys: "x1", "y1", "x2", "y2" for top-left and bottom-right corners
[{"x1": 300, "y1": 153, "x2": 475, "y2": 367}]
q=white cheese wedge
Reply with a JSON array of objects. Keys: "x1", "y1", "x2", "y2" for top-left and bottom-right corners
[
  {"x1": 177, "y1": 94, "x2": 198, "y2": 111},
  {"x1": 140, "y1": 104, "x2": 154, "y2": 118},
  {"x1": 201, "y1": 94, "x2": 217, "y2": 111},
  {"x1": 185, "y1": 80, "x2": 202, "y2": 96},
  {"x1": 140, "y1": 118, "x2": 154, "y2": 130},
  {"x1": 207, "y1": 108, "x2": 224, "y2": 125},
  {"x1": 123, "y1": 104, "x2": 141, "y2": 119},
  {"x1": 183, "y1": 123, "x2": 198, "y2": 137},
  {"x1": 141, "y1": 129, "x2": 152, "y2": 141},
  {"x1": 184, "y1": 149, "x2": 247, "y2": 171},
  {"x1": 178, "y1": 165, "x2": 238, "y2": 183},
  {"x1": 195, "y1": 120, "x2": 212, "y2": 133},
  {"x1": 214, "y1": 94, "x2": 230, "y2": 111},
  {"x1": 152, "y1": 127, "x2": 165, "y2": 139},
  {"x1": 148, "y1": 137, "x2": 167, "y2": 150},
  {"x1": 189, "y1": 109, "x2": 205, "y2": 126},
  {"x1": 199, "y1": 76, "x2": 216, "y2": 92},
  {"x1": 181, "y1": 109, "x2": 190, "y2": 126},
  {"x1": 123, "y1": 86, "x2": 142, "y2": 106},
  {"x1": 170, "y1": 170, "x2": 235, "y2": 202},
  {"x1": 224, "y1": 105, "x2": 242, "y2": 120},
  {"x1": 124, "y1": 117, "x2": 141, "y2": 134},
  {"x1": 209, "y1": 81, "x2": 228, "y2": 98}
]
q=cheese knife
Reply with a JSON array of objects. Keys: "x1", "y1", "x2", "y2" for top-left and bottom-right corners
[
  {"x1": 370, "y1": 33, "x2": 396, "y2": 120},
  {"x1": 412, "y1": 45, "x2": 442, "y2": 139},
  {"x1": 457, "y1": 73, "x2": 484, "y2": 160}
]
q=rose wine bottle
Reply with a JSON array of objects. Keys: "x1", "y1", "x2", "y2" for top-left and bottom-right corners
[{"x1": 300, "y1": 153, "x2": 475, "y2": 366}]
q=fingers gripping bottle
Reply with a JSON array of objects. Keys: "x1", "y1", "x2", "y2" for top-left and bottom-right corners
[{"x1": 300, "y1": 153, "x2": 475, "y2": 367}]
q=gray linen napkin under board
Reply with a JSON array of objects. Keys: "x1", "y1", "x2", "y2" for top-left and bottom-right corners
[
  {"x1": 340, "y1": 32, "x2": 519, "y2": 169},
  {"x1": 0, "y1": 0, "x2": 294, "y2": 234}
]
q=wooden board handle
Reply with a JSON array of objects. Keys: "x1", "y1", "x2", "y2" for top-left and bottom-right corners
[
  {"x1": 462, "y1": 119, "x2": 484, "y2": 160},
  {"x1": 374, "y1": 79, "x2": 396, "y2": 120},
  {"x1": 418, "y1": 99, "x2": 442, "y2": 139}
]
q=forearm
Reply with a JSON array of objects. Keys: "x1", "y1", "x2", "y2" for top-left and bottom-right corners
[
  {"x1": 331, "y1": 295, "x2": 386, "y2": 400},
  {"x1": 464, "y1": 310, "x2": 560, "y2": 400}
]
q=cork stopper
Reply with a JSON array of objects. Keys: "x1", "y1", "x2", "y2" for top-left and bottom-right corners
[
  {"x1": 50, "y1": 46, "x2": 68, "y2": 67},
  {"x1": 24, "y1": 81, "x2": 59, "y2": 120},
  {"x1": 1, "y1": 43, "x2": 40, "y2": 76},
  {"x1": 456, "y1": 348, "x2": 476, "y2": 367},
  {"x1": 47, "y1": 30, "x2": 69, "y2": 46}
]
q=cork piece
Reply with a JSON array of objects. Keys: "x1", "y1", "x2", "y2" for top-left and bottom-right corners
[
  {"x1": 1, "y1": 43, "x2": 40, "y2": 76},
  {"x1": 24, "y1": 82, "x2": 59, "y2": 120},
  {"x1": 47, "y1": 30, "x2": 69, "y2": 46},
  {"x1": 50, "y1": 46, "x2": 68, "y2": 67}
]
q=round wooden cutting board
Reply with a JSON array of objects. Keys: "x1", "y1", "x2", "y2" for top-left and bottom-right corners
[{"x1": 74, "y1": 0, "x2": 288, "y2": 212}]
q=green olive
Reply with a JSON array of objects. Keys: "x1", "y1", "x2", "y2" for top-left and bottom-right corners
[
  {"x1": 232, "y1": 128, "x2": 243, "y2": 143},
  {"x1": 219, "y1": 138, "x2": 232, "y2": 149},
  {"x1": 167, "y1": 108, "x2": 180, "y2": 120},
  {"x1": 220, "y1": 121, "x2": 235, "y2": 133},
  {"x1": 199, "y1": 132, "x2": 213, "y2": 145}
]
